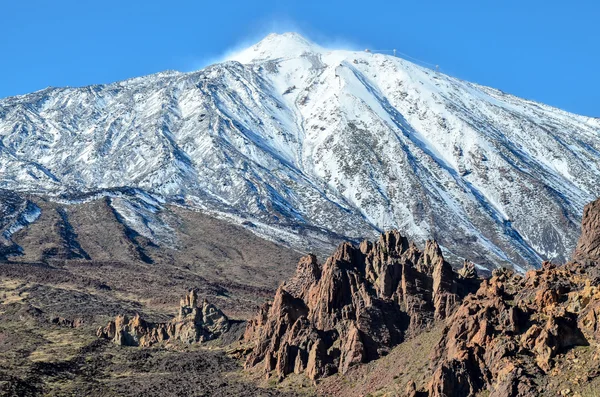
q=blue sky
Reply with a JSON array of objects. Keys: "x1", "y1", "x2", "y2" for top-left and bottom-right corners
[{"x1": 2, "y1": 0, "x2": 598, "y2": 116}]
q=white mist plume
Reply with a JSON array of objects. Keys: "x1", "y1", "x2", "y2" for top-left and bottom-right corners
[{"x1": 187, "y1": 19, "x2": 362, "y2": 70}]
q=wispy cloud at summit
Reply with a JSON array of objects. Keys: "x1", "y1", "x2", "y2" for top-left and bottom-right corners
[{"x1": 185, "y1": 19, "x2": 361, "y2": 71}]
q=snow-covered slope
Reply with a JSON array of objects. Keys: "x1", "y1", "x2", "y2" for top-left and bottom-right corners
[{"x1": 1, "y1": 32, "x2": 599, "y2": 269}]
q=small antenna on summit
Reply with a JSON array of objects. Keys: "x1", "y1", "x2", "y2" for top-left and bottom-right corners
[
  {"x1": 436, "y1": 65, "x2": 440, "y2": 72},
  {"x1": 393, "y1": 49, "x2": 397, "y2": 57}
]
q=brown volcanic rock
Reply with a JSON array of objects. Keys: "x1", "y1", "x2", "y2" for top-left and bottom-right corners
[
  {"x1": 50, "y1": 316, "x2": 84, "y2": 328},
  {"x1": 97, "y1": 289, "x2": 230, "y2": 347},
  {"x1": 244, "y1": 230, "x2": 478, "y2": 380},
  {"x1": 428, "y1": 268, "x2": 530, "y2": 397},
  {"x1": 405, "y1": 380, "x2": 418, "y2": 397},
  {"x1": 577, "y1": 284, "x2": 600, "y2": 342},
  {"x1": 243, "y1": 301, "x2": 271, "y2": 343},
  {"x1": 574, "y1": 197, "x2": 600, "y2": 263},
  {"x1": 317, "y1": 198, "x2": 600, "y2": 397},
  {"x1": 431, "y1": 249, "x2": 459, "y2": 321},
  {"x1": 428, "y1": 260, "x2": 599, "y2": 397},
  {"x1": 457, "y1": 260, "x2": 477, "y2": 279}
]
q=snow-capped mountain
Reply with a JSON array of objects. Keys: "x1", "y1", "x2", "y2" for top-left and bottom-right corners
[{"x1": 1, "y1": 32, "x2": 599, "y2": 269}]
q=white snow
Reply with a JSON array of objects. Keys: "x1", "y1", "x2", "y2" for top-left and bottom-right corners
[{"x1": 0, "y1": 32, "x2": 599, "y2": 270}]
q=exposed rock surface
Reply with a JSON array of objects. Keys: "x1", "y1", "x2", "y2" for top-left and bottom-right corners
[
  {"x1": 457, "y1": 260, "x2": 477, "y2": 279},
  {"x1": 574, "y1": 197, "x2": 600, "y2": 263},
  {"x1": 427, "y1": 197, "x2": 600, "y2": 397},
  {"x1": 242, "y1": 197, "x2": 600, "y2": 396},
  {"x1": 97, "y1": 290, "x2": 230, "y2": 347},
  {"x1": 243, "y1": 230, "x2": 480, "y2": 380},
  {"x1": 51, "y1": 316, "x2": 84, "y2": 328}
]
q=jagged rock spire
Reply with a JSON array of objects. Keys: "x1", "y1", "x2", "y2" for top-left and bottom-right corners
[
  {"x1": 457, "y1": 260, "x2": 477, "y2": 279},
  {"x1": 574, "y1": 197, "x2": 600, "y2": 263},
  {"x1": 243, "y1": 230, "x2": 480, "y2": 381},
  {"x1": 97, "y1": 289, "x2": 230, "y2": 347}
]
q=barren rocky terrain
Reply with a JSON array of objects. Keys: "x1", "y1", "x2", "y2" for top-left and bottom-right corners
[
  {"x1": 2, "y1": 193, "x2": 302, "y2": 317},
  {"x1": 3, "y1": 191, "x2": 600, "y2": 397},
  {"x1": 247, "y1": 198, "x2": 600, "y2": 397},
  {"x1": 0, "y1": 193, "x2": 304, "y2": 396}
]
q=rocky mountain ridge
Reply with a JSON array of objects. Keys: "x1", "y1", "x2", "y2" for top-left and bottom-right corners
[
  {"x1": 242, "y1": 197, "x2": 600, "y2": 397},
  {"x1": 428, "y1": 197, "x2": 600, "y2": 396},
  {"x1": 242, "y1": 230, "x2": 480, "y2": 380}
]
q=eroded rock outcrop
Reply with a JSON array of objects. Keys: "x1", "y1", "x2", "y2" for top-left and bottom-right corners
[
  {"x1": 97, "y1": 289, "x2": 230, "y2": 347},
  {"x1": 428, "y1": 198, "x2": 600, "y2": 397},
  {"x1": 574, "y1": 198, "x2": 600, "y2": 263},
  {"x1": 51, "y1": 316, "x2": 84, "y2": 328},
  {"x1": 457, "y1": 260, "x2": 477, "y2": 279},
  {"x1": 244, "y1": 230, "x2": 479, "y2": 380}
]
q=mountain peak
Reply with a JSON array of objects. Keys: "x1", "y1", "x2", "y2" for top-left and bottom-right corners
[
  {"x1": 263, "y1": 32, "x2": 311, "y2": 42},
  {"x1": 228, "y1": 32, "x2": 322, "y2": 64},
  {"x1": 1, "y1": 31, "x2": 599, "y2": 272}
]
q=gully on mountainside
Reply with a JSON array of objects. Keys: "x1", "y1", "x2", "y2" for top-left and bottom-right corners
[{"x1": 1, "y1": 33, "x2": 599, "y2": 272}]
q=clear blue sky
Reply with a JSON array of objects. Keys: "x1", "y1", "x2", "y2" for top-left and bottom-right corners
[{"x1": 2, "y1": 0, "x2": 598, "y2": 116}]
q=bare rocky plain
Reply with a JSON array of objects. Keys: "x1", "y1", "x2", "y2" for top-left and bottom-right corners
[
  {"x1": 0, "y1": 194, "x2": 303, "y2": 396},
  {"x1": 2, "y1": 194, "x2": 600, "y2": 397}
]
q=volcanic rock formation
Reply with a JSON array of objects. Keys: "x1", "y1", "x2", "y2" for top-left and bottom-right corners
[
  {"x1": 97, "y1": 289, "x2": 230, "y2": 347},
  {"x1": 574, "y1": 197, "x2": 600, "y2": 264},
  {"x1": 428, "y1": 197, "x2": 600, "y2": 397},
  {"x1": 243, "y1": 230, "x2": 480, "y2": 380},
  {"x1": 243, "y1": 198, "x2": 600, "y2": 396}
]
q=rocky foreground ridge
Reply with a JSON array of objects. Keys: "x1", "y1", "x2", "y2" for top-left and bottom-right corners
[
  {"x1": 428, "y1": 197, "x2": 600, "y2": 396},
  {"x1": 243, "y1": 198, "x2": 600, "y2": 396},
  {"x1": 242, "y1": 231, "x2": 480, "y2": 380},
  {"x1": 97, "y1": 289, "x2": 230, "y2": 347},
  {"x1": 92, "y1": 198, "x2": 600, "y2": 396}
]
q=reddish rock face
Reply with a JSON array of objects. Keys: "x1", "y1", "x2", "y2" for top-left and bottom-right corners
[
  {"x1": 97, "y1": 289, "x2": 230, "y2": 347},
  {"x1": 426, "y1": 198, "x2": 600, "y2": 397},
  {"x1": 574, "y1": 198, "x2": 600, "y2": 263},
  {"x1": 428, "y1": 263, "x2": 600, "y2": 397},
  {"x1": 244, "y1": 198, "x2": 600, "y2": 394},
  {"x1": 243, "y1": 230, "x2": 479, "y2": 380}
]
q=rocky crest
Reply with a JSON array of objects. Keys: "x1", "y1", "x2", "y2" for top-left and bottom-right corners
[
  {"x1": 243, "y1": 198, "x2": 600, "y2": 396},
  {"x1": 574, "y1": 198, "x2": 600, "y2": 263},
  {"x1": 427, "y1": 197, "x2": 600, "y2": 397},
  {"x1": 243, "y1": 231, "x2": 480, "y2": 380},
  {"x1": 97, "y1": 290, "x2": 230, "y2": 347}
]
